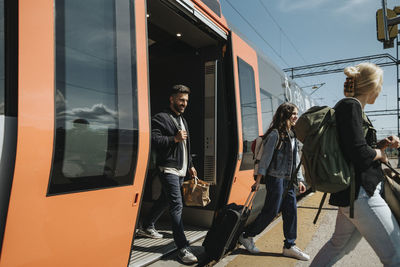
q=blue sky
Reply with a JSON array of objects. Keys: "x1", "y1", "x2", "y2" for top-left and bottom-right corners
[{"x1": 219, "y1": 0, "x2": 399, "y2": 138}]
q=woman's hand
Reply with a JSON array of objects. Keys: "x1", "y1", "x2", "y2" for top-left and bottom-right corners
[
  {"x1": 387, "y1": 135, "x2": 400, "y2": 149},
  {"x1": 251, "y1": 181, "x2": 260, "y2": 192},
  {"x1": 377, "y1": 135, "x2": 400, "y2": 149},
  {"x1": 298, "y1": 181, "x2": 306, "y2": 194},
  {"x1": 374, "y1": 148, "x2": 388, "y2": 163},
  {"x1": 380, "y1": 150, "x2": 388, "y2": 163}
]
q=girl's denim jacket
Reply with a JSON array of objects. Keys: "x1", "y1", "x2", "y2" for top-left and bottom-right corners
[{"x1": 257, "y1": 129, "x2": 304, "y2": 182}]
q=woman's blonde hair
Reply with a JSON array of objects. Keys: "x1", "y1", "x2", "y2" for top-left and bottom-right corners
[{"x1": 343, "y1": 63, "x2": 383, "y2": 97}]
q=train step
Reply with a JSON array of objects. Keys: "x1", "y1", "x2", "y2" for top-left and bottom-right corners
[{"x1": 129, "y1": 224, "x2": 207, "y2": 266}]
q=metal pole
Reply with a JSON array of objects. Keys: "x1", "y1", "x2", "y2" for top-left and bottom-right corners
[
  {"x1": 397, "y1": 33, "x2": 400, "y2": 167},
  {"x1": 383, "y1": 0, "x2": 390, "y2": 41},
  {"x1": 397, "y1": 33, "x2": 399, "y2": 138}
]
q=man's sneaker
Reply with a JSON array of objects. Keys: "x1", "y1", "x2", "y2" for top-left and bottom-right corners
[
  {"x1": 178, "y1": 247, "x2": 198, "y2": 264},
  {"x1": 282, "y1": 246, "x2": 310, "y2": 261},
  {"x1": 136, "y1": 227, "x2": 163, "y2": 239},
  {"x1": 238, "y1": 233, "x2": 260, "y2": 254}
]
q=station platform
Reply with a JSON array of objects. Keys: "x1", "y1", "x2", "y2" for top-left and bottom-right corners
[{"x1": 147, "y1": 158, "x2": 400, "y2": 267}]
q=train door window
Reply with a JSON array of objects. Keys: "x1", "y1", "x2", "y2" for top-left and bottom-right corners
[
  {"x1": 49, "y1": 0, "x2": 138, "y2": 195},
  {"x1": 0, "y1": 0, "x2": 4, "y2": 115},
  {"x1": 237, "y1": 57, "x2": 258, "y2": 170}
]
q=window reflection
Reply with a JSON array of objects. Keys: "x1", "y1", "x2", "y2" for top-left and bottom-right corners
[
  {"x1": 238, "y1": 57, "x2": 258, "y2": 171},
  {"x1": 49, "y1": 0, "x2": 138, "y2": 195},
  {"x1": 260, "y1": 89, "x2": 273, "y2": 132},
  {"x1": 0, "y1": 0, "x2": 4, "y2": 115}
]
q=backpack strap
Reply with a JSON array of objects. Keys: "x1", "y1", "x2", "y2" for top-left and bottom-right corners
[
  {"x1": 313, "y1": 165, "x2": 356, "y2": 224},
  {"x1": 282, "y1": 159, "x2": 302, "y2": 199},
  {"x1": 254, "y1": 136, "x2": 264, "y2": 161},
  {"x1": 313, "y1": 193, "x2": 327, "y2": 224},
  {"x1": 349, "y1": 173, "x2": 355, "y2": 218}
]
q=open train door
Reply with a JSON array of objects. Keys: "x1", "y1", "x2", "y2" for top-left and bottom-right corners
[
  {"x1": 0, "y1": 0, "x2": 150, "y2": 266},
  {"x1": 227, "y1": 32, "x2": 263, "y2": 204}
]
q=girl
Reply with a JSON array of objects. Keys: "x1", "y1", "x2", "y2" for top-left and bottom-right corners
[
  {"x1": 239, "y1": 102, "x2": 309, "y2": 261},
  {"x1": 310, "y1": 63, "x2": 400, "y2": 267}
]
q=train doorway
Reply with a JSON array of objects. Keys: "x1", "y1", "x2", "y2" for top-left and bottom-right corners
[{"x1": 129, "y1": 0, "x2": 237, "y2": 265}]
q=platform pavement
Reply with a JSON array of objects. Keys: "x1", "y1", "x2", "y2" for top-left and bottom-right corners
[{"x1": 147, "y1": 158, "x2": 400, "y2": 267}]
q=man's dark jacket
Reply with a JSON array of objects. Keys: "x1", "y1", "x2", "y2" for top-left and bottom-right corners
[{"x1": 151, "y1": 108, "x2": 193, "y2": 173}]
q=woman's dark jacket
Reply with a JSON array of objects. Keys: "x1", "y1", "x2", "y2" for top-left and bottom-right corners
[
  {"x1": 151, "y1": 108, "x2": 193, "y2": 171},
  {"x1": 329, "y1": 98, "x2": 383, "y2": 207}
]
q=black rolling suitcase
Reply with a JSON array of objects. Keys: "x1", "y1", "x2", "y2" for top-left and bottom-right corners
[{"x1": 202, "y1": 191, "x2": 255, "y2": 261}]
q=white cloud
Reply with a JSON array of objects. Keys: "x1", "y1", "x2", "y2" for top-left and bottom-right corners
[
  {"x1": 334, "y1": 0, "x2": 379, "y2": 21},
  {"x1": 278, "y1": 0, "x2": 377, "y2": 22}
]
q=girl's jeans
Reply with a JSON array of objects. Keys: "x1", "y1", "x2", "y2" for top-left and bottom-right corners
[{"x1": 243, "y1": 176, "x2": 297, "y2": 248}]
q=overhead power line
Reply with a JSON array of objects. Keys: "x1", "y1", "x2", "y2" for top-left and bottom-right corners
[
  {"x1": 225, "y1": 0, "x2": 291, "y2": 67},
  {"x1": 258, "y1": 0, "x2": 308, "y2": 65},
  {"x1": 365, "y1": 109, "x2": 399, "y2": 116},
  {"x1": 283, "y1": 53, "x2": 397, "y2": 78}
]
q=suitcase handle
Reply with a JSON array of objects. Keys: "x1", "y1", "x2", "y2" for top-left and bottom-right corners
[{"x1": 241, "y1": 191, "x2": 256, "y2": 216}]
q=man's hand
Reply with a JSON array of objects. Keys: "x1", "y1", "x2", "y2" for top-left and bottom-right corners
[
  {"x1": 189, "y1": 167, "x2": 197, "y2": 178},
  {"x1": 174, "y1": 130, "x2": 187, "y2": 142},
  {"x1": 298, "y1": 181, "x2": 306, "y2": 194}
]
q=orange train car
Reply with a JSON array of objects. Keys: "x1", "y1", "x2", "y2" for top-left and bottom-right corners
[{"x1": 0, "y1": 0, "x2": 313, "y2": 266}]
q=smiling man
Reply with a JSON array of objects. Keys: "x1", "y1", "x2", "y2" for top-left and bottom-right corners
[{"x1": 137, "y1": 84, "x2": 198, "y2": 264}]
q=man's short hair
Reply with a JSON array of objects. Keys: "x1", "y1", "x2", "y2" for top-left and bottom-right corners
[{"x1": 170, "y1": 84, "x2": 191, "y2": 96}]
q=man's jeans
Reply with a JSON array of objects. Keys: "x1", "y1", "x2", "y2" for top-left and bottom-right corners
[
  {"x1": 243, "y1": 176, "x2": 297, "y2": 248},
  {"x1": 310, "y1": 182, "x2": 400, "y2": 267},
  {"x1": 144, "y1": 172, "x2": 188, "y2": 249}
]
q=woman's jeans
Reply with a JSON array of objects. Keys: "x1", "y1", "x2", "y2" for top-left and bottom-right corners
[
  {"x1": 310, "y1": 182, "x2": 400, "y2": 267},
  {"x1": 243, "y1": 176, "x2": 297, "y2": 249},
  {"x1": 144, "y1": 172, "x2": 189, "y2": 249}
]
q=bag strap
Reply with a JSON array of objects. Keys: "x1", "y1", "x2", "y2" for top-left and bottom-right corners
[
  {"x1": 191, "y1": 177, "x2": 199, "y2": 193},
  {"x1": 313, "y1": 167, "x2": 356, "y2": 224},
  {"x1": 313, "y1": 193, "x2": 327, "y2": 224},
  {"x1": 349, "y1": 171, "x2": 355, "y2": 218},
  {"x1": 382, "y1": 161, "x2": 400, "y2": 185},
  {"x1": 168, "y1": 113, "x2": 181, "y2": 130},
  {"x1": 254, "y1": 137, "x2": 264, "y2": 161},
  {"x1": 383, "y1": 161, "x2": 399, "y2": 175}
]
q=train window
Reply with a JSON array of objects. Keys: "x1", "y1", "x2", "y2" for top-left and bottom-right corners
[
  {"x1": 237, "y1": 57, "x2": 258, "y2": 171},
  {"x1": 48, "y1": 0, "x2": 138, "y2": 195},
  {"x1": 260, "y1": 88, "x2": 273, "y2": 132},
  {"x1": 0, "y1": 0, "x2": 4, "y2": 115}
]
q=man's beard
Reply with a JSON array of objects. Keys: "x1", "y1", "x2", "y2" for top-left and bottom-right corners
[{"x1": 174, "y1": 102, "x2": 185, "y2": 114}]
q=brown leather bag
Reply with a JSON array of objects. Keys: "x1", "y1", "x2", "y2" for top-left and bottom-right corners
[
  {"x1": 182, "y1": 177, "x2": 211, "y2": 207},
  {"x1": 382, "y1": 163, "x2": 400, "y2": 225}
]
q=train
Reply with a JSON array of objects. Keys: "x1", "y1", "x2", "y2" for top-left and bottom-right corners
[{"x1": 0, "y1": 0, "x2": 314, "y2": 266}]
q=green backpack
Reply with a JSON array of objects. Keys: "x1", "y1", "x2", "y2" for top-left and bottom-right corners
[{"x1": 295, "y1": 105, "x2": 369, "y2": 223}]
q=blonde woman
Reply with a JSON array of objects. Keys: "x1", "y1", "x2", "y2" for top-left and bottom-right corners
[{"x1": 310, "y1": 63, "x2": 400, "y2": 267}]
